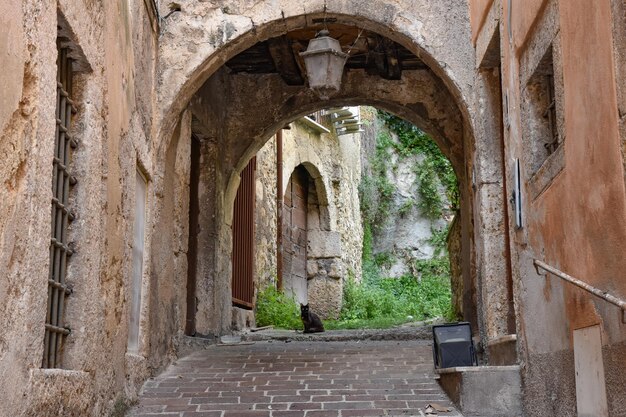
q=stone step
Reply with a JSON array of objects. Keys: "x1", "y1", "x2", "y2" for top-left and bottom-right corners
[
  {"x1": 240, "y1": 320, "x2": 442, "y2": 342},
  {"x1": 129, "y1": 341, "x2": 466, "y2": 417},
  {"x1": 435, "y1": 365, "x2": 522, "y2": 417}
]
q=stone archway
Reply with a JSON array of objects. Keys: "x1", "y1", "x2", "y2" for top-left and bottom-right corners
[
  {"x1": 155, "y1": 1, "x2": 477, "y2": 150},
  {"x1": 281, "y1": 162, "x2": 341, "y2": 319},
  {"x1": 186, "y1": 86, "x2": 475, "y2": 337},
  {"x1": 149, "y1": 0, "x2": 513, "y2": 358}
]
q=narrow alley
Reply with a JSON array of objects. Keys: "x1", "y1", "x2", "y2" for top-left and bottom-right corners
[
  {"x1": 3, "y1": 1, "x2": 626, "y2": 416},
  {"x1": 129, "y1": 340, "x2": 461, "y2": 417}
]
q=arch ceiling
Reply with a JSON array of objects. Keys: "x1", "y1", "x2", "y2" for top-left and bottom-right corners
[{"x1": 156, "y1": 0, "x2": 476, "y2": 160}]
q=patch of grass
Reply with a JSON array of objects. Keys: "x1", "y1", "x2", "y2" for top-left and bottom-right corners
[
  {"x1": 339, "y1": 258, "x2": 456, "y2": 325},
  {"x1": 360, "y1": 223, "x2": 381, "y2": 285},
  {"x1": 340, "y1": 274, "x2": 398, "y2": 320},
  {"x1": 342, "y1": 110, "x2": 458, "y2": 332},
  {"x1": 374, "y1": 252, "x2": 395, "y2": 269},
  {"x1": 324, "y1": 316, "x2": 412, "y2": 330},
  {"x1": 255, "y1": 286, "x2": 303, "y2": 330}
]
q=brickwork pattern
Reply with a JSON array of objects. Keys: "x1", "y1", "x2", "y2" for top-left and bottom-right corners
[{"x1": 129, "y1": 341, "x2": 462, "y2": 417}]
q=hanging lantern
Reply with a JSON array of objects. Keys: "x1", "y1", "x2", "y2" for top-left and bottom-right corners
[{"x1": 300, "y1": 30, "x2": 348, "y2": 100}]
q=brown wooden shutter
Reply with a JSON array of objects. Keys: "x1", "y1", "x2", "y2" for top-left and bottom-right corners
[{"x1": 231, "y1": 157, "x2": 256, "y2": 309}]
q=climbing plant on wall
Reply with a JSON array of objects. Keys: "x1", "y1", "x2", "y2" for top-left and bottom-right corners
[
  {"x1": 345, "y1": 110, "x2": 458, "y2": 326},
  {"x1": 378, "y1": 110, "x2": 459, "y2": 218},
  {"x1": 359, "y1": 111, "x2": 459, "y2": 231},
  {"x1": 358, "y1": 129, "x2": 396, "y2": 229}
]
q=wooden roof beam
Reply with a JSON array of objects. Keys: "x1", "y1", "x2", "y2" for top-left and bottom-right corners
[
  {"x1": 267, "y1": 36, "x2": 305, "y2": 86},
  {"x1": 384, "y1": 39, "x2": 402, "y2": 80}
]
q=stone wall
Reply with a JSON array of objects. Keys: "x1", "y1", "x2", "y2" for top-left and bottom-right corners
[
  {"x1": 470, "y1": 0, "x2": 626, "y2": 415},
  {"x1": 254, "y1": 137, "x2": 278, "y2": 288},
  {"x1": 0, "y1": 1, "x2": 174, "y2": 416},
  {"x1": 361, "y1": 111, "x2": 453, "y2": 279},
  {"x1": 254, "y1": 117, "x2": 363, "y2": 319},
  {"x1": 447, "y1": 213, "x2": 464, "y2": 319}
]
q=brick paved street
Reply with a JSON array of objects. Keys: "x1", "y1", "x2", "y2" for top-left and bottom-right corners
[{"x1": 128, "y1": 340, "x2": 462, "y2": 417}]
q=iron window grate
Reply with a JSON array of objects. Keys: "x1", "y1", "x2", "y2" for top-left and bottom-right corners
[{"x1": 43, "y1": 44, "x2": 76, "y2": 369}]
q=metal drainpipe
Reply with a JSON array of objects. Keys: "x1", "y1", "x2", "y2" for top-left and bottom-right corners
[{"x1": 276, "y1": 129, "x2": 284, "y2": 291}]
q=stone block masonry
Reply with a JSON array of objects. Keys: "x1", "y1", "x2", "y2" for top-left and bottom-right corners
[{"x1": 254, "y1": 119, "x2": 363, "y2": 319}]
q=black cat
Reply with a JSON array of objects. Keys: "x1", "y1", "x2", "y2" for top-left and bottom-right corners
[{"x1": 300, "y1": 304, "x2": 325, "y2": 333}]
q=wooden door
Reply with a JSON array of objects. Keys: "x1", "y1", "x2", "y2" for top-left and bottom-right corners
[{"x1": 282, "y1": 167, "x2": 309, "y2": 303}]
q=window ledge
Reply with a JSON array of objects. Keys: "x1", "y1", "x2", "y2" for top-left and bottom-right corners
[{"x1": 529, "y1": 143, "x2": 565, "y2": 201}]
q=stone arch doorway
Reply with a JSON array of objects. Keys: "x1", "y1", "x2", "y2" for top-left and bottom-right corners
[
  {"x1": 281, "y1": 162, "x2": 340, "y2": 318},
  {"x1": 152, "y1": 1, "x2": 516, "y2": 363}
]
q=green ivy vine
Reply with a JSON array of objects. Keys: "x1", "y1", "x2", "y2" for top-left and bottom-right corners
[{"x1": 378, "y1": 110, "x2": 459, "y2": 218}]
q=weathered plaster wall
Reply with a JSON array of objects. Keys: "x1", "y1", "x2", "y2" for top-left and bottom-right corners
[
  {"x1": 472, "y1": 10, "x2": 517, "y2": 348},
  {"x1": 0, "y1": 2, "x2": 25, "y2": 136},
  {"x1": 610, "y1": 0, "x2": 626, "y2": 211},
  {"x1": 469, "y1": 0, "x2": 495, "y2": 43},
  {"x1": 470, "y1": 0, "x2": 626, "y2": 415},
  {"x1": 254, "y1": 137, "x2": 278, "y2": 288},
  {"x1": 330, "y1": 130, "x2": 364, "y2": 282},
  {"x1": 447, "y1": 213, "x2": 464, "y2": 319},
  {"x1": 0, "y1": 3, "x2": 65, "y2": 415},
  {"x1": 0, "y1": 1, "x2": 176, "y2": 415}
]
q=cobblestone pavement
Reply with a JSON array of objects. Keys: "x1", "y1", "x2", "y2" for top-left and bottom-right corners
[{"x1": 128, "y1": 340, "x2": 463, "y2": 417}]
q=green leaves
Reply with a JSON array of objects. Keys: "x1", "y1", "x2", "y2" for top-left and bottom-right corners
[
  {"x1": 351, "y1": 111, "x2": 458, "y2": 330},
  {"x1": 339, "y1": 258, "x2": 455, "y2": 325},
  {"x1": 428, "y1": 225, "x2": 450, "y2": 257},
  {"x1": 416, "y1": 157, "x2": 444, "y2": 219},
  {"x1": 255, "y1": 286, "x2": 303, "y2": 330},
  {"x1": 377, "y1": 110, "x2": 460, "y2": 214}
]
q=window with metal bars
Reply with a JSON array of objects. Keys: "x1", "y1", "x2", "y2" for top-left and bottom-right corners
[
  {"x1": 43, "y1": 43, "x2": 77, "y2": 368},
  {"x1": 524, "y1": 44, "x2": 563, "y2": 176}
]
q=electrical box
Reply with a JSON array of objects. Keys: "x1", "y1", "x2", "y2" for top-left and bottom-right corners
[{"x1": 432, "y1": 322, "x2": 477, "y2": 369}]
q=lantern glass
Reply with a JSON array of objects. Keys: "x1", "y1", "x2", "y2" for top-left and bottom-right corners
[{"x1": 300, "y1": 31, "x2": 348, "y2": 100}]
